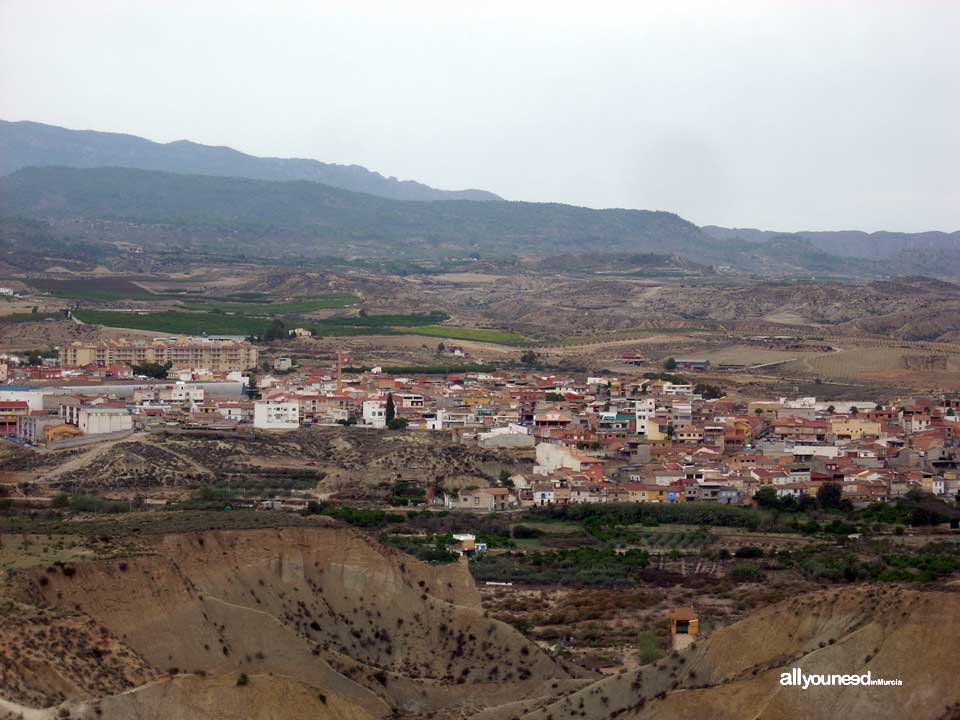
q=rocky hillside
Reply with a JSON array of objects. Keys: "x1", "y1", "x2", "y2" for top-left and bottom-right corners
[
  {"x1": 477, "y1": 584, "x2": 960, "y2": 720},
  {"x1": 2, "y1": 525, "x2": 587, "y2": 719},
  {"x1": 2, "y1": 530, "x2": 958, "y2": 720},
  {"x1": 12, "y1": 426, "x2": 529, "y2": 500}
]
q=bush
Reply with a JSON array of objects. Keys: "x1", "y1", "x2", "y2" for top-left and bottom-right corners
[
  {"x1": 58, "y1": 494, "x2": 128, "y2": 514},
  {"x1": 636, "y1": 629, "x2": 663, "y2": 665},
  {"x1": 470, "y1": 546, "x2": 650, "y2": 587},
  {"x1": 525, "y1": 502, "x2": 763, "y2": 531},
  {"x1": 728, "y1": 563, "x2": 763, "y2": 581},
  {"x1": 511, "y1": 524, "x2": 544, "y2": 539},
  {"x1": 236, "y1": 673, "x2": 249, "y2": 686}
]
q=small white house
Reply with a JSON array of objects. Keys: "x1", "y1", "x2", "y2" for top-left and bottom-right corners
[
  {"x1": 253, "y1": 400, "x2": 300, "y2": 430},
  {"x1": 362, "y1": 399, "x2": 387, "y2": 428}
]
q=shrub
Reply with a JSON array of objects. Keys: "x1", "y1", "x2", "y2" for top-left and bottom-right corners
[
  {"x1": 728, "y1": 563, "x2": 763, "y2": 581},
  {"x1": 511, "y1": 524, "x2": 544, "y2": 539}
]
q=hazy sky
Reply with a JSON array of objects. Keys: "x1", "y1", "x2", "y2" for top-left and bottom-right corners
[{"x1": 2, "y1": 1, "x2": 958, "y2": 231}]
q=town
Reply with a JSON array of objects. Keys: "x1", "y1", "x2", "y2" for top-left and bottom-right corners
[{"x1": 2, "y1": 333, "x2": 957, "y2": 514}]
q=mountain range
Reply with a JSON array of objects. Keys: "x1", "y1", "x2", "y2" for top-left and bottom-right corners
[
  {"x1": 0, "y1": 119, "x2": 500, "y2": 202},
  {"x1": 1, "y1": 120, "x2": 958, "y2": 278}
]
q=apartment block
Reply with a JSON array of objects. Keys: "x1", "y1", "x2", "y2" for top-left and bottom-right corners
[{"x1": 60, "y1": 337, "x2": 258, "y2": 372}]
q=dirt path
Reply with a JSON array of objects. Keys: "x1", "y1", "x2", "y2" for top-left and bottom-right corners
[
  {"x1": 543, "y1": 333, "x2": 703, "y2": 354},
  {"x1": 37, "y1": 433, "x2": 144, "y2": 482},
  {"x1": 0, "y1": 695, "x2": 54, "y2": 719}
]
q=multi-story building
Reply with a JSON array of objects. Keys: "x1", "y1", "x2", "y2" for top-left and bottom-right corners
[
  {"x1": 60, "y1": 337, "x2": 258, "y2": 373},
  {"x1": 253, "y1": 400, "x2": 300, "y2": 430}
]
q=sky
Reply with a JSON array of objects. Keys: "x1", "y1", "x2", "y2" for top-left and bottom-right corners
[{"x1": 1, "y1": 0, "x2": 958, "y2": 232}]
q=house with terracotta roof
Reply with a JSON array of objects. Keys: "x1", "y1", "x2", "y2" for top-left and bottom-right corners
[
  {"x1": 0, "y1": 400, "x2": 29, "y2": 433},
  {"x1": 444, "y1": 486, "x2": 513, "y2": 511}
]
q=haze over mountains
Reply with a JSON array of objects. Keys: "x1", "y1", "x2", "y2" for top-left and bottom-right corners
[
  {"x1": 1, "y1": 120, "x2": 959, "y2": 279},
  {"x1": 0, "y1": 119, "x2": 501, "y2": 202}
]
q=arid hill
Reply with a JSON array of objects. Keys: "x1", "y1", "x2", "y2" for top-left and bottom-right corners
[
  {"x1": 476, "y1": 584, "x2": 960, "y2": 720},
  {"x1": 6, "y1": 427, "x2": 528, "y2": 500},
  {"x1": 1, "y1": 524, "x2": 588, "y2": 720}
]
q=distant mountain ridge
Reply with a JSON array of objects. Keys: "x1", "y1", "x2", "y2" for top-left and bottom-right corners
[
  {"x1": 0, "y1": 165, "x2": 711, "y2": 260},
  {"x1": 702, "y1": 225, "x2": 960, "y2": 260},
  {"x1": 3, "y1": 165, "x2": 959, "y2": 279},
  {"x1": 0, "y1": 119, "x2": 502, "y2": 202},
  {"x1": 1, "y1": 120, "x2": 958, "y2": 279}
]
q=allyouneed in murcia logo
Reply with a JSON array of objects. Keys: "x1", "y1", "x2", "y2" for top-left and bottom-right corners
[{"x1": 780, "y1": 668, "x2": 902, "y2": 689}]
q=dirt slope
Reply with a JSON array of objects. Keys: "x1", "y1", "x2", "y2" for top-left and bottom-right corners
[
  {"x1": 5, "y1": 525, "x2": 583, "y2": 718},
  {"x1": 480, "y1": 585, "x2": 960, "y2": 720}
]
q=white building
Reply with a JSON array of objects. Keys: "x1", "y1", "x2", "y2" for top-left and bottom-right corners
[
  {"x1": 253, "y1": 400, "x2": 300, "y2": 430},
  {"x1": 478, "y1": 424, "x2": 534, "y2": 448},
  {"x1": 534, "y1": 442, "x2": 588, "y2": 475},
  {"x1": 362, "y1": 399, "x2": 387, "y2": 428},
  {"x1": 663, "y1": 382, "x2": 694, "y2": 396},
  {"x1": 134, "y1": 383, "x2": 205, "y2": 405},
  {"x1": 0, "y1": 389, "x2": 45, "y2": 412},
  {"x1": 78, "y1": 407, "x2": 133, "y2": 435}
]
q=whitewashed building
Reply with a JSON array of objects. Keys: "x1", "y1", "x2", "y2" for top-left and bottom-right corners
[{"x1": 253, "y1": 400, "x2": 300, "y2": 430}]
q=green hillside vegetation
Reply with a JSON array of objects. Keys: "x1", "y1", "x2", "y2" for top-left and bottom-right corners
[
  {"x1": 0, "y1": 166, "x2": 709, "y2": 259},
  {"x1": 74, "y1": 309, "x2": 271, "y2": 336},
  {"x1": 0, "y1": 167, "x2": 922, "y2": 277},
  {"x1": 0, "y1": 312, "x2": 63, "y2": 324},
  {"x1": 31, "y1": 277, "x2": 155, "y2": 301},
  {"x1": 180, "y1": 292, "x2": 361, "y2": 314},
  {"x1": 72, "y1": 308, "x2": 525, "y2": 344}
]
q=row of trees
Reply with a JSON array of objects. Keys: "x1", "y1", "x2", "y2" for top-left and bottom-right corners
[{"x1": 753, "y1": 483, "x2": 849, "y2": 513}]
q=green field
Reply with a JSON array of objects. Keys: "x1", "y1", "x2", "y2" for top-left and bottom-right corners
[
  {"x1": 0, "y1": 312, "x2": 64, "y2": 324},
  {"x1": 180, "y1": 293, "x2": 361, "y2": 314},
  {"x1": 391, "y1": 324, "x2": 531, "y2": 345},
  {"x1": 31, "y1": 277, "x2": 155, "y2": 301},
  {"x1": 74, "y1": 310, "x2": 270, "y2": 335},
  {"x1": 74, "y1": 309, "x2": 524, "y2": 345}
]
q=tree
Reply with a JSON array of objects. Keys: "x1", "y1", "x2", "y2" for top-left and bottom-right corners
[
  {"x1": 849, "y1": 406, "x2": 859, "y2": 416},
  {"x1": 436, "y1": 342, "x2": 446, "y2": 354},
  {"x1": 520, "y1": 350, "x2": 538, "y2": 366},
  {"x1": 694, "y1": 382, "x2": 723, "y2": 400},
  {"x1": 246, "y1": 373, "x2": 261, "y2": 400},
  {"x1": 385, "y1": 393, "x2": 396, "y2": 423},
  {"x1": 131, "y1": 361, "x2": 172, "y2": 379},
  {"x1": 754, "y1": 486, "x2": 779, "y2": 509},
  {"x1": 663, "y1": 357, "x2": 677, "y2": 371},
  {"x1": 816, "y1": 482, "x2": 844, "y2": 510},
  {"x1": 387, "y1": 416, "x2": 408, "y2": 430},
  {"x1": 826, "y1": 405, "x2": 835, "y2": 414},
  {"x1": 263, "y1": 319, "x2": 286, "y2": 341}
]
